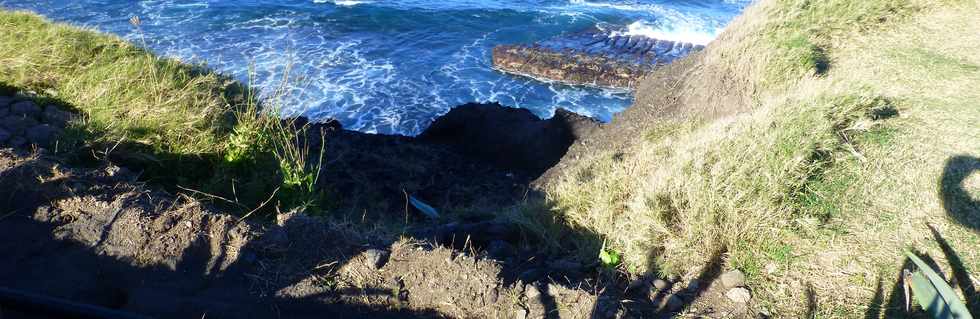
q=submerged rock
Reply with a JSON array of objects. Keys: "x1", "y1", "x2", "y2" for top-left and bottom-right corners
[{"x1": 492, "y1": 30, "x2": 704, "y2": 89}]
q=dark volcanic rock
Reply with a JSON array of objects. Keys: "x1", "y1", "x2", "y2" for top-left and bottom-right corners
[
  {"x1": 0, "y1": 96, "x2": 13, "y2": 108},
  {"x1": 294, "y1": 102, "x2": 597, "y2": 218},
  {"x1": 418, "y1": 102, "x2": 599, "y2": 177},
  {"x1": 26, "y1": 124, "x2": 61, "y2": 146},
  {"x1": 492, "y1": 30, "x2": 704, "y2": 89},
  {"x1": 1, "y1": 115, "x2": 38, "y2": 136},
  {"x1": 42, "y1": 105, "x2": 74, "y2": 125},
  {"x1": 0, "y1": 128, "x2": 9, "y2": 143},
  {"x1": 10, "y1": 101, "x2": 41, "y2": 117}
]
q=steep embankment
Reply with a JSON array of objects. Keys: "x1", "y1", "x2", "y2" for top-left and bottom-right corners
[
  {"x1": 2, "y1": 0, "x2": 979, "y2": 317},
  {"x1": 537, "y1": 0, "x2": 979, "y2": 316}
]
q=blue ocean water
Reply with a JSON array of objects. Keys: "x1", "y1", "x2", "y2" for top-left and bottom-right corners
[{"x1": 0, "y1": 0, "x2": 750, "y2": 135}]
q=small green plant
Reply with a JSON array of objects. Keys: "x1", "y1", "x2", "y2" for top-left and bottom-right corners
[{"x1": 599, "y1": 241, "x2": 622, "y2": 269}]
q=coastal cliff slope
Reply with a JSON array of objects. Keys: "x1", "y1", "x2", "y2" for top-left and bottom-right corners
[
  {"x1": 1, "y1": 0, "x2": 979, "y2": 317},
  {"x1": 537, "y1": 0, "x2": 980, "y2": 316}
]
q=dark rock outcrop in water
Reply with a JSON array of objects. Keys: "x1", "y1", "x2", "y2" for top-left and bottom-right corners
[
  {"x1": 303, "y1": 102, "x2": 598, "y2": 215},
  {"x1": 418, "y1": 103, "x2": 599, "y2": 175},
  {"x1": 492, "y1": 30, "x2": 704, "y2": 89}
]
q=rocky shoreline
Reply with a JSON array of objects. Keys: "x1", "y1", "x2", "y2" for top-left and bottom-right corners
[{"x1": 492, "y1": 30, "x2": 704, "y2": 89}]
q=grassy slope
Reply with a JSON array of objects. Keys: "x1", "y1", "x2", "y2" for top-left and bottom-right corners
[
  {"x1": 0, "y1": 11, "x2": 235, "y2": 158},
  {"x1": 0, "y1": 11, "x2": 320, "y2": 212},
  {"x1": 540, "y1": 0, "x2": 979, "y2": 316}
]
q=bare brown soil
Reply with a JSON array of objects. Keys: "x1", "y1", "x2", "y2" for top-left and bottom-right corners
[
  {"x1": 0, "y1": 148, "x2": 581, "y2": 318},
  {"x1": 0, "y1": 146, "x2": 752, "y2": 319}
]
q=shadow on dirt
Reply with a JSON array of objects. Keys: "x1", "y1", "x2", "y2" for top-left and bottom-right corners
[
  {"x1": 0, "y1": 82, "x2": 739, "y2": 319},
  {"x1": 0, "y1": 154, "x2": 446, "y2": 318}
]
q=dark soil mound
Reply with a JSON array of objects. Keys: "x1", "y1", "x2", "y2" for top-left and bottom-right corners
[{"x1": 305, "y1": 102, "x2": 598, "y2": 216}]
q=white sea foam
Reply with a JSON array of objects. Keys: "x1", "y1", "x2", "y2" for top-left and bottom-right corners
[
  {"x1": 613, "y1": 20, "x2": 718, "y2": 45},
  {"x1": 13, "y1": 0, "x2": 746, "y2": 135},
  {"x1": 316, "y1": 0, "x2": 371, "y2": 6},
  {"x1": 568, "y1": 0, "x2": 735, "y2": 45}
]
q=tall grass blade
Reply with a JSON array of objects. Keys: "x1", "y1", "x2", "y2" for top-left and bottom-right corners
[
  {"x1": 904, "y1": 250, "x2": 974, "y2": 319},
  {"x1": 408, "y1": 195, "x2": 439, "y2": 220}
]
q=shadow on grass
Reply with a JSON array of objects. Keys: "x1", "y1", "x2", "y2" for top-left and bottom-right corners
[
  {"x1": 940, "y1": 155, "x2": 980, "y2": 232},
  {"x1": 863, "y1": 225, "x2": 978, "y2": 318}
]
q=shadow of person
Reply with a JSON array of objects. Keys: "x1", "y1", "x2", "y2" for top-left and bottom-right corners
[{"x1": 939, "y1": 155, "x2": 980, "y2": 231}]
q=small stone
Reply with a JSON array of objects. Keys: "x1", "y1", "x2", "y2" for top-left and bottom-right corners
[
  {"x1": 524, "y1": 284, "x2": 540, "y2": 299},
  {"x1": 14, "y1": 90, "x2": 36, "y2": 101},
  {"x1": 26, "y1": 124, "x2": 61, "y2": 146},
  {"x1": 1, "y1": 116, "x2": 38, "y2": 135},
  {"x1": 363, "y1": 249, "x2": 389, "y2": 269},
  {"x1": 726, "y1": 287, "x2": 752, "y2": 303},
  {"x1": 42, "y1": 105, "x2": 73, "y2": 125},
  {"x1": 519, "y1": 268, "x2": 546, "y2": 282},
  {"x1": 513, "y1": 307, "x2": 528, "y2": 319},
  {"x1": 627, "y1": 278, "x2": 649, "y2": 292},
  {"x1": 721, "y1": 269, "x2": 746, "y2": 288},
  {"x1": 0, "y1": 96, "x2": 13, "y2": 108},
  {"x1": 104, "y1": 164, "x2": 130, "y2": 178},
  {"x1": 595, "y1": 298, "x2": 619, "y2": 319},
  {"x1": 687, "y1": 279, "x2": 701, "y2": 291},
  {"x1": 547, "y1": 259, "x2": 582, "y2": 272},
  {"x1": 489, "y1": 287, "x2": 500, "y2": 303},
  {"x1": 758, "y1": 309, "x2": 772, "y2": 318},
  {"x1": 652, "y1": 279, "x2": 670, "y2": 290},
  {"x1": 0, "y1": 128, "x2": 9, "y2": 143},
  {"x1": 657, "y1": 294, "x2": 684, "y2": 312},
  {"x1": 10, "y1": 101, "x2": 41, "y2": 117}
]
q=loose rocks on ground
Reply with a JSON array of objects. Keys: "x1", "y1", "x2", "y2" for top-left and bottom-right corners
[
  {"x1": 726, "y1": 287, "x2": 752, "y2": 304},
  {"x1": 363, "y1": 248, "x2": 390, "y2": 269},
  {"x1": 720, "y1": 270, "x2": 746, "y2": 289},
  {"x1": 0, "y1": 93, "x2": 72, "y2": 148}
]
